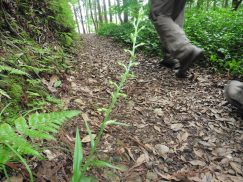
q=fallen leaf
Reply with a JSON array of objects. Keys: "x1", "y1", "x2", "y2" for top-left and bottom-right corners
[
  {"x1": 154, "y1": 125, "x2": 161, "y2": 132},
  {"x1": 177, "y1": 131, "x2": 189, "y2": 142},
  {"x1": 154, "y1": 108, "x2": 164, "y2": 117},
  {"x1": 189, "y1": 160, "x2": 206, "y2": 166},
  {"x1": 82, "y1": 113, "x2": 90, "y2": 121},
  {"x1": 155, "y1": 144, "x2": 170, "y2": 157},
  {"x1": 193, "y1": 148, "x2": 204, "y2": 158},
  {"x1": 49, "y1": 75, "x2": 58, "y2": 86},
  {"x1": 81, "y1": 134, "x2": 96, "y2": 143},
  {"x1": 171, "y1": 123, "x2": 183, "y2": 131},
  {"x1": 230, "y1": 162, "x2": 242, "y2": 175},
  {"x1": 136, "y1": 154, "x2": 146, "y2": 165},
  {"x1": 125, "y1": 148, "x2": 135, "y2": 161},
  {"x1": 3, "y1": 175, "x2": 23, "y2": 182},
  {"x1": 43, "y1": 150, "x2": 58, "y2": 160}
]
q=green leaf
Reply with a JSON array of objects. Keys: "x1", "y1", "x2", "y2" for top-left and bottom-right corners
[
  {"x1": 54, "y1": 80, "x2": 62, "y2": 88},
  {"x1": 84, "y1": 120, "x2": 95, "y2": 150},
  {"x1": 0, "y1": 88, "x2": 10, "y2": 99},
  {"x1": 91, "y1": 160, "x2": 122, "y2": 170},
  {"x1": 71, "y1": 128, "x2": 83, "y2": 182},
  {"x1": 0, "y1": 146, "x2": 11, "y2": 164},
  {"x1": 80, "y1": 176, "x2": 98, "y2": 182}
]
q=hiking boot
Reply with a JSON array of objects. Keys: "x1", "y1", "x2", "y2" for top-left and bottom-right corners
[
  {"x1": 160, "y1": 57, "x2": 180, "y2": 69},
  {"x1": 175, "y1": 45, "x2": 203, "y2": 78}
]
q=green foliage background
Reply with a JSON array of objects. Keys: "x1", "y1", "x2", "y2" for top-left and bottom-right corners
[{"x1": 97, "y1": 9, "x2": 243, "y2": 77}]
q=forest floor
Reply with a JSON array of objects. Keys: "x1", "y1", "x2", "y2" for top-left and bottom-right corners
[{"x1": 34, "y1": 35, "x2": 242, "y2": 182}]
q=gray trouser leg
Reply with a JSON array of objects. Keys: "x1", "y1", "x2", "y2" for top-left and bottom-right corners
[
  {"x1": 225, "y1": 81, "x2": 243, "y2": 111},
  {"x1": 150, "y1": 0, "x2": 191, "y2": 60},
  {"x1": 164, "y1": 8, "x2": 185, "y2": 58}
]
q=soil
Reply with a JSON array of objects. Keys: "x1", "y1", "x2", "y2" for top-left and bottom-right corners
[{"x1": 14, "y1": 35, "x2": 243, "y2": 182}]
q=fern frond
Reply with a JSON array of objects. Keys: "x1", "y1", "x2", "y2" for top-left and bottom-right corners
[
  {"x1": 0, "y1": 146, "x2": 11, "y2": 164},
  {"x1": 0, "y1": 123, "x2": 41, "y2": 158},
  {"x1": 0, "y1": 110, "x2": 80, "y2": 166},
  {"x1": 28, "y1": 110, "x2": 81, "y2": 134},
  {"x1": 0, "y1": 65, "x2": 30, "y2": 77},
  {"x1": 0, "y1": 88, "x2": 10, "y2": 99}
]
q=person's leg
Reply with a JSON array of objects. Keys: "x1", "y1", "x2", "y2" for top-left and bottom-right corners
[
  {"x1": 160, "y1": 7, "x2": 185, "y2": 69},
  {"x1": 150, "y1": 0, "x2": 203, "y2": 77},
  {"x1": 225, "y1": 80, "x2": 243, "y2": 112}
]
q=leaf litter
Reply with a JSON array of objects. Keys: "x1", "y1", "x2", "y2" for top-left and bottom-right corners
[{"x1": 33, "y1": 35, "x2": 243, "y2": 182}]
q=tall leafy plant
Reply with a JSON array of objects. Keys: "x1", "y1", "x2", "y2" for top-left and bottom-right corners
[{"x1": 71, "y1": 8, "x2": 145, "y2": 181}]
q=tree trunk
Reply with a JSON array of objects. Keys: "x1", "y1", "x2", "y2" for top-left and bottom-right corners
[
  {"x1": 84, "y1": 1, "x2": 91, "y2": 33},
  {"x1": 232, "y1": 0, "x2": 242, "y2": 10},
  {"x1": 116, "y1": 0, "x2": 123, "y2": 23},
  {"x1": 97, "y1": 0, "x2": 103, "y2": 23},
  {"x1": 93, "y1": 0, "x2": 99, "y2": 28},
  {"x1": 224, "y1": 0, "x2": 229, "y2": 8},
  {"x1": 213, "y1": 0, "x2": 217, "y2": 9},
  {"x1": 88, "y1": 0, "x2": 97, "y2": 31},
  {"x1": 78, "y1": 0, "x2": 86, "y2": 34},
  {"x1": 108, "y1": 0, "x2": 113, "y2": 23},
  {"x1": 196, "y1": 0, "x2": 203, "y2": 9},
  {"x1": 73, "y1": 6, "x2": 81, "y2": 34},
  {"x1": 103, "y1": 0, "x2": 108, "y2": 23},
  {"x1": 123, "y1": 0, "x2": 128, "y2": 23}
]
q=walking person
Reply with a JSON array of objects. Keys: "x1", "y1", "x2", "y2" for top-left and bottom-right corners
[
  {"x1": 149, "y1": 0, "x2": 204, "y2": 78},
  {"x1": 225, "y1": 80, "x2": 243, "y2": 113}
]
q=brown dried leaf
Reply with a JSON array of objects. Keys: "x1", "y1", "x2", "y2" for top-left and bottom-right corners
[
  {"x1": 189, "y1": 160, "x2": 206, "y2": 166},
  {"x1": 81, "y1": 134, "x2": 96, "y2": 143},
  {"x1": 171, "y1": 123, "x2": 183, "y2": 131},
  {"x1": 136, "y1": 154, "x2": 147, "y2": 165},
  {"x1": 154, "y1": 125, "x2": 161, "y2": 132},
  {"x1": 230, "y1": 162, "x2": 242, "y2": 175},
  {"x1": 3, "y1": 175, "x2": 23, "y2": 182},
  {"x1": 177, "y1": 132, "x2": 189, "y2": 142},
  {"x1": 193, "y1": 148, "x2": 204, "y2": 158}
]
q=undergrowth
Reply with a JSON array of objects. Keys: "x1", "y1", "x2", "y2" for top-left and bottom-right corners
[
  {"x1": 0, "y1": 0, "x2": 81, "y2": 179},
  {"x1": 97, "y1": 8, "x2": 243, "y2": 77},
  {"x1": 0, "y1": 0, "x2": 78, "y2": 122}
]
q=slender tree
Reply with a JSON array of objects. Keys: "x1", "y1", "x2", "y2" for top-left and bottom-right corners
[
  {"x1": 108, "y1": 0, "x2": 113, "y2": 22},
  {"x1": 116, "y1": 0, "x2": 123, "y2": 23},
  {"x1": 93, "y1": 0, "x2": 99, "y2": 27},
  {"x1": 123, "y1": 0, "x2": 128, "y2": 23},
  {"x1": 97, "y1": 0, "x2": 103, "y2": 23},
  {"x1": 78, "y1": 0, "x2": 86, "y2": 34},
  {"x1": 103, "y1": 0, "x2": 108, "y2": 23},
  {"x1": 73, "y1": 6, "x2": 81, "y2": 34},
  {"x1": 88, "y1": 0, "x2": 97, "y2": 31},
  {"x1": 84, "y1": 0, "x2": 91, "y2": 33},
  {"x1": 232, "y1": 0, "x2": 242, "y2": 10}
]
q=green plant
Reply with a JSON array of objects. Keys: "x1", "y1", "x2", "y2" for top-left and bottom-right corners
[
  {"x1": 0, "y1": 110, "x2": 80, "y2": 181},
  {"x1": 71, "y1": 9, "x2": 145, "y2": 181}
]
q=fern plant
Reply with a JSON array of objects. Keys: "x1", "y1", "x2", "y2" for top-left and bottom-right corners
[
  {"x1": 0, "y1": 65, "x2": 29, "y2": 99},
  {"x1": 0, "y1": 110, "x2": 80, "y2": 181},
  {"x1": 0, "y1": 65, "x2": 30, "y2": 76},
  {"x1": 71, "y1": 8, "x2": 145, "y2": 181}
]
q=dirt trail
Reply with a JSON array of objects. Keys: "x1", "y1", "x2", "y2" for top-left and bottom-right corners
[{"x1": 36, "y1": 34, "x2": 242, "y2": 182}]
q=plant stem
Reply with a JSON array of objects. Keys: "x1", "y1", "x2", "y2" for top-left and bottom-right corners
[{"x1": 80, "y1": 10, "x2": 144, "y2": 177}]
